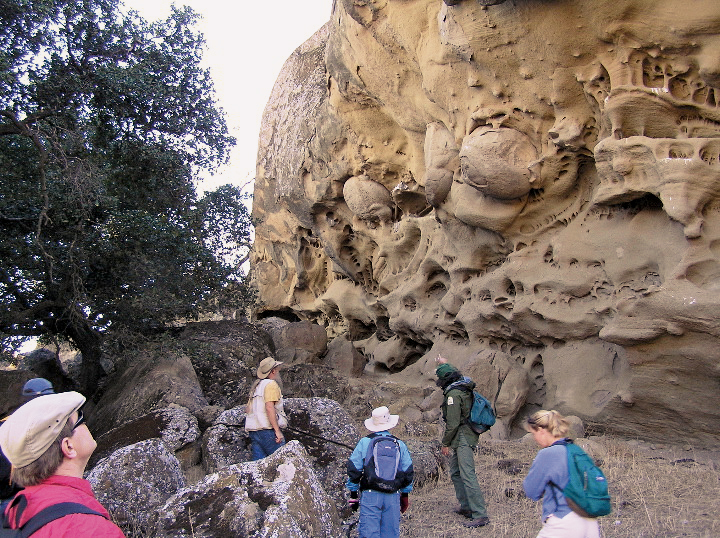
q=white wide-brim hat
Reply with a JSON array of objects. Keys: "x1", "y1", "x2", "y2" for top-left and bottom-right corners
[{"x1": 364, "y1": 406, "x2": 399, "y2": 432}]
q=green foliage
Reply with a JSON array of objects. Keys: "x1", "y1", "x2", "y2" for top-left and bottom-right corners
[{"x1": 0, "y1": 0, "x2": 249, "y2": 385}]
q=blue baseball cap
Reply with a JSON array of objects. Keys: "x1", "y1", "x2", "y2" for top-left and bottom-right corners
[{"x1": 21, "y1": 378, "x2": 55, "y2": 397}]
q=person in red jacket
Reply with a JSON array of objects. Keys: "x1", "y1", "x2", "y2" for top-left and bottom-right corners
[{"x1": 0, "y1": 391, "x2": 125, "y2": 537}]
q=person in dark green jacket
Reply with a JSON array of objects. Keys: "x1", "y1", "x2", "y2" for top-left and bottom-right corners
[{"x1": 436, "y1": 358, "x2": 490, "y2": 528}]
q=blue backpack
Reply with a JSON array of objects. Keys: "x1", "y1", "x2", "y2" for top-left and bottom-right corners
[
  {"x1": 552, "y1": 439, "x2": 612, "y2": 518},
  {"x1": 362, "y1": 434, "x2": 401, "y2": 493}
]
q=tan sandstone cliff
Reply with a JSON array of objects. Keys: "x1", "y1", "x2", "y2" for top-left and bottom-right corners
[{"x1": 251, "y1": 0, "x2": 720, "y2": 448}]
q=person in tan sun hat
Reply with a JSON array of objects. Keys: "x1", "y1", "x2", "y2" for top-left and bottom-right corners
[
  {"x1": 245, "y1": 357, "x2": 288, "y2": 460},
  {"x1": 346, "y1": 406, "x2": 414, "y2": 538},
  {"x1": 0, "y1": 391, "x2": 125, "y2": 536}
]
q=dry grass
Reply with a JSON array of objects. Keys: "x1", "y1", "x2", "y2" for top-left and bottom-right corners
[{"x1": 400, "y1": 437, "x2": 720, "y2": 538}]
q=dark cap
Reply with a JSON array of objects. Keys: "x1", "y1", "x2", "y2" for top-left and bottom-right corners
[
  {"x1": 21, "y1": 378, "x2": 55, "y2": 397},
  {"x1": 435, "y1": 363, "x2": 459, "y2": 379}
]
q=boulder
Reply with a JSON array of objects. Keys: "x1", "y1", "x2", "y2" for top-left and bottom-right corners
[
  {"x1": 201, "y1": 397, "x2": 359, "y2": 516},
  {"x1": 90, "y1": 406, "x2": 201, "y2": 471},
  {"x1": 178, "y1": 320, "x2": 275, "y2": 409},
  {"x1": 0, "y1": 370, "x2": 45, "y2": 418},
  {"x1": 153, "y1": 441, "x2": 343, "y2": 538},
  {"x1": 282, "y1": 364, "x2": 351, "y2": 400},
  {"x1": 324, "y1": 334, "x2": 366, "y2": 377},
  {"x1": 404, "y1": 439, "x2": 444, "y2": 488},
  {"x1": 202, "y1": 406, "x2": 252, "y2": 473},
  {"x1": 90, "y1": 350, "x2": 209, "y2": 436},
  {"x1": 12, "y1": 348, "x2": 77, "y2": 394},
  {"x1": 282, "y1": 398, "x2": 359, "y2": 513},
  {"x1": 88, "y1": 439, "x2": 186, "y2": 532},
  {"x1": 259, "y1": 320, "x2": 328, "y2": 365}
]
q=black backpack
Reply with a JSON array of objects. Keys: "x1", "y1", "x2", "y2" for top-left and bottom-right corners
[{"x1": 0, "y1": 494, "x2": 106, "y2": 538}]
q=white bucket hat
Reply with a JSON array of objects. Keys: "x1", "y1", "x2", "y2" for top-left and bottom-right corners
[{"x1": 364, "y1": 406, "x2": 399, "y2": 432}]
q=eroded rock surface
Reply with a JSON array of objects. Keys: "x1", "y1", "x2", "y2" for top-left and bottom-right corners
[{"x1": 252, "y1": 0, "x2": 720, "y2": 447}]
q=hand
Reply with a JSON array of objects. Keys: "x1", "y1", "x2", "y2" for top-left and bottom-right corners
[
  {"x1": 400, "y1": 493, "x2": 410, "y2": 513},
  {"x1": 348, "y1": 491, "x2": 359, "y2": 512},
  {"x1": 441, "y1": 446, "x2": 450, "y2": 457},
  {"x1": 275, "y1": 431, "x2": 284, "y2": 443}
]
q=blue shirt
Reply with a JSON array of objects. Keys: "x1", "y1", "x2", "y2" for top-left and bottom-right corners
[
  {"x1": 523, "y1": 442, "x2": 572, "y2": 521},
  {"x1": 346, "y1": 431, "x2": 414, "y2": 494}
]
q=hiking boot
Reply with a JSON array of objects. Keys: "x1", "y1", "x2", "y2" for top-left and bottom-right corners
[
  {"x1": 464, "y1": 516, "x2": 490, "y2": 528},
  {"x1": 454, "y1": 508, "x2": 472, "y2": 519}
]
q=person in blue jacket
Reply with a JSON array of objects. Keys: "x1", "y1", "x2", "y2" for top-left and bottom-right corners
[
  {"x1": 523, "y1": 410, "x2": 600, "y2": 538},
  {"x1": 346, "y1": 406, "x2": 414, "y2": 538}
]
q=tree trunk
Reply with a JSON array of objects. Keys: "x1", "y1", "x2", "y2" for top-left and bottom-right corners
[{"x1": 66, "y1": 322, "x2": 104, "y2": 398}]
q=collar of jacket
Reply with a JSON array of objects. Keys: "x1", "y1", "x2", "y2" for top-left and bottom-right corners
[{"x1": 444, "y1": 376, "x2": 476, "y2": 394}]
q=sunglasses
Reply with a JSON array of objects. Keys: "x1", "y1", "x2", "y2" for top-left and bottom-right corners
[{"x1": 72, "y1": 409, "x2": 86, "y2": 431}]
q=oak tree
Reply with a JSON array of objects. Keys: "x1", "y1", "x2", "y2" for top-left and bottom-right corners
[{"x1": 0, "y1": 0, "x2": 249, "y2": 393}]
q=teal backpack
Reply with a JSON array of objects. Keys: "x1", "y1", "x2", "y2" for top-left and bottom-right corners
[
  {"x1": 466, "y1": 391, "x2": 496, "y2": 434},
  {"x1": 552, "y1": 439, "x2": 612, "y2": 518},
  {"x1": 447, "y1": 377, "x2": 496, "y2": 434}
]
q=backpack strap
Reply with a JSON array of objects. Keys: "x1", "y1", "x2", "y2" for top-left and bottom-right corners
[
  {"x1": 4, "y1": 493, "x2": 27, "y2": 528},
  {"x1": 8, "y1": 498, "x2": 106, "y2": 538},
  {"x1": 546, "y1": 438, "x2": 573, "y2": 512}
]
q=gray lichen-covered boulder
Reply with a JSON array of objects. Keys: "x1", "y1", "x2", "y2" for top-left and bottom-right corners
[
  {"x1": 178, "y1": 320, "x2": 275, "y2": 410},
  {"x1": 404, "y1": 439, "x2": 444, "y2": 488},
  {"x1": 153, "y1": 441, "x2": 342, "y2": 538},
  {"x1": 282, "y1": 364, "x2": 351, "y2": 400},
  {"x1": 88, "y1": 439, "x2": 186, "y2": 531},
  {"x1": 202, "y1": 405, "x2": 252, "y2": 473},
  {"x1": 283, "y1": 398, "x2": 360, "y2": 513},
  {"x1": 90, "y1": 406, "x2": 200, "y2": 470},
  {"x1": 201, "y1": 397, "x2": 360, "y2": 515},
  {"x1": 90, "y1": 350, "x2": 209, "y2": 436}
]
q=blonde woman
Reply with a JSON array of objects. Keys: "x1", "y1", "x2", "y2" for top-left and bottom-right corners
[{"x1": 523, "y1": 410, "x2": 600, "y2": 538}]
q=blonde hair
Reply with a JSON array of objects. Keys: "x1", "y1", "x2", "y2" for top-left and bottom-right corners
[
  {"x1": 10, "y1": 421, "x2": 73, "y2": 487},
  {"x1": 525, "y1": 409, "x2": 570, "y2": 438}
]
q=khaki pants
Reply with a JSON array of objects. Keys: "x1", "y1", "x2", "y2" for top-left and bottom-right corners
[
  {"x1": 537, "y1": 512, "x2": 600, "y2": 538},
  {"x1": 449, "y1": 434, "x2": 487, "y2": 519}
]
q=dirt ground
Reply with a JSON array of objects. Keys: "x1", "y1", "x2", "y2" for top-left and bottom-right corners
[{"x1": 350, "y1": 435, "x2": 720, "y2": 538}]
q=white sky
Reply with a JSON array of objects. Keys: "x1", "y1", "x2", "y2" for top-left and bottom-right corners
[{"x1": 121, "y1": 0, "x2": 333, "y2": 194}]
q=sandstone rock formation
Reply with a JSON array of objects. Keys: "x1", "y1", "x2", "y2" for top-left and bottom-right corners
[
  {"x1": 252, "y1": 0, "x2": 720, "y2": 447},
  {"x1": 257, "y1": 317, "x2": 329, "y2": 365}
]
